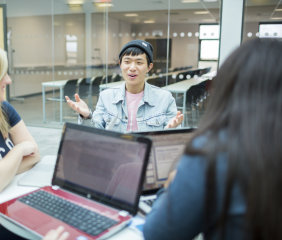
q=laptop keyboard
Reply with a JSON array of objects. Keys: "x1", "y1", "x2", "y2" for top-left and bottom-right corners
[{"x1": 18, "y1": 190, "x2": 118, "y2": 237}]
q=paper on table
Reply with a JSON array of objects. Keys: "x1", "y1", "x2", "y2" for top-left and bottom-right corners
[{"x1": 17, "y1": 155, "x2": 57, "y2": 188}]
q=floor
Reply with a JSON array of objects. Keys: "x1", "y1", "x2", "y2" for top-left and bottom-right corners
[{"x1": 10, "y1": 92, "x2": 98, "y2": 129}]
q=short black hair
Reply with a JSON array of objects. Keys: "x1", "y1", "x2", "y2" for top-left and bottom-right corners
[{"x1": 119, "y1": 47, "x2": 151, "y2": 67}]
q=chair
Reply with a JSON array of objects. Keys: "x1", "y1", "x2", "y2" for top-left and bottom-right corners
[
  {"x1": 89, "y1": 76, "x2": 104, "y2": 107},
  {"x1": 176, "y1": 82, "x2": 208, "y2": 127},
  {"x1": 102, "y1": 75, "x2": 112, "y2": 84},
  {"x1": 147, "y1": 76, "x2": 166, "y2": 87},
  {"x1": 111, "y1": 73, "x2": 122, "y2": 82},
  {"x1": 47, "y1": 79, "x2": 78, "y2": 102},
  {"x1": 78, "y1": 77, "x2": 92, "y2": 104}
]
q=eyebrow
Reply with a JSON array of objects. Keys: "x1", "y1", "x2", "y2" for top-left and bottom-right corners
[{"x1": 123, "y1": 57, "x2": 145, "y2": 61}]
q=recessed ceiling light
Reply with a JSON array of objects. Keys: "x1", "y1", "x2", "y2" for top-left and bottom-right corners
[
  {"x1": 68, "y1": 0, "x2": 84, "y2": 4},
  {"x1": 144, "y1": 20, "x2": 155, "y2": 24},
  {"x1": 124, "y1": 13, "x2": 138, "y2": 17},
  {"x1": 93, "y1": 0, "x2": 113, "y2": 7},
  {"x1": 95, "y1": 3, "x2": 113, "y2": 7},
  {"x1": 194, "y1": 11, "x2": 209, "y2": 14},
  {"x1": 181, "y1": 0, "x2": 200, "y2": 3},
  {"x1": 203, "y1": 0, "x2": 217, "y2": 2},
  {"x1": 271, "y1": 17, "x2": 282, "y2": 20},
  {"x1": 274, "y1": 8, "x2": 282, "y2": 11}
]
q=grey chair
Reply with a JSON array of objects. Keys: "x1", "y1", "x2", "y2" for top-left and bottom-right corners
[
  {"x1": 89, "y1": 76, "x2": 104, "y2": 107},
  {"x1": 78, "y1": 77, "x2": 92, "y2": 104},
  {"x1": 47, "y1": 78, "x2": 79, "y2": 102}
]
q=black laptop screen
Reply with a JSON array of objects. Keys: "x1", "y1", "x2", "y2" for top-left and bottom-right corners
[{"x1": 52, "y1": 123, "x2": 151, "y2": 214}]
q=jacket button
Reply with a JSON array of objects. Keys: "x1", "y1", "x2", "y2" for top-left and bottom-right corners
[{"x1": 125, "y1": 116, "x2": 128, "y2": 120}]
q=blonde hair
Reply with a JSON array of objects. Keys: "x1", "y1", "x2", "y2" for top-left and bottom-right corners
[{"x1": 0, "y1": 48, "x2": 10, "y2": 138}]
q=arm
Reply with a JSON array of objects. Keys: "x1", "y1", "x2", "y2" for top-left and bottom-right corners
[
  {"x1": 9, "y1": 120, "x2": 40, "y2": 174},
  {"x1": 65, "y1": 94, "x2": 90, "y2": 118},
  {"x1": 0, "y1": 138, "x2": 37, "y2": 192},
  {"x1": 143, "y1": 155, "x2": 206, "y2": 240}
]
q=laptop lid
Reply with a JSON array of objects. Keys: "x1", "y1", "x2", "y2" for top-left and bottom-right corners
[
  {"x1": 137, "y1": 128, "x2": 195, "y2": 195},
  {"x1": 52, "y1": 122, "x2": 152, "y2": 215}
]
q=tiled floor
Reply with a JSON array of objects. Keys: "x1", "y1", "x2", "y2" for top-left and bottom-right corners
[{"x1": 10, "y1": 92, "x2": 98, "y2": 129}]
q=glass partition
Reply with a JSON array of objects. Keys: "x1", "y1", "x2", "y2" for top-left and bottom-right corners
[
  {"x1": 1, "y1": 0, "x2": 221, "y2": 128},
  {"x1": 243, "y1": 0, "x2": 282, "y2": 42}
]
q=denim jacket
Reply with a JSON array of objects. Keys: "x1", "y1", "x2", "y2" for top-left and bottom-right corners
[{"x1": 83, "y1": 82, "x2": 177, "y2": 133}]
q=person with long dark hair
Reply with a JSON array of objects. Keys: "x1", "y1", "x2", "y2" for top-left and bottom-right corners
[{"x1": 143, "y1": 38, "x2": 282, "y2": 239}]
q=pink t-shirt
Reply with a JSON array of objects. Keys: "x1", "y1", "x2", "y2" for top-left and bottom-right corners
[{"x1": 126, "y1": 90, "x2": 144, "y2": 132}]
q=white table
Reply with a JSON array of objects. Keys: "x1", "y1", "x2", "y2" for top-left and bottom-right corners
[
  {"x1": 42, "y1": 80, "x2": 68, "y2": 124},
  {"x1": 162, "y1": 76, "x2": 209, "y2": 126},
  {"x1": 0, "y1": 155, "x2": 144, "y2": 240}
]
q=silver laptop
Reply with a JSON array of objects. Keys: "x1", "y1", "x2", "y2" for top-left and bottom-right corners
[{"x1": 137, "y1": 128, "x2": 195, "y2": 214}]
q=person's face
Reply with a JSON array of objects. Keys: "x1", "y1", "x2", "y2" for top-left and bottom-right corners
[
  {"x1": 120, "y1": 53, "x2": 153, "y2": 92},
  {"x1": 0, "y1": 74, "x2": 11, "y2": 101}
]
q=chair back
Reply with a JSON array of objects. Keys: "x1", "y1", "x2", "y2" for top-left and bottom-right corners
[
  {"x1": 78, "y1": 77, "x2": 91, "y2": 99},
  {"x1": 111, "y1": 74, "x2": 122, "y2": 82},
  {"x1": 64, "y1": 79, "x2": 78, "y2": 100},
  {"x1": 91, "y1": 76, "x2": 104, "y2": 96}
]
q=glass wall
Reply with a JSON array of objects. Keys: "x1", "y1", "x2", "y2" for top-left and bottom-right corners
[
  {"x1": 243, "y1": 0, "x2": 282, "y2": 42},
  {"x1": 1, "y1": 0, "x2": 221, "y2": 128}
]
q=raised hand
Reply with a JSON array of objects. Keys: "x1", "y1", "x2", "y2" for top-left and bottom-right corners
[
  {"x1": 165, "y1": 111, "x2": 184, "y2": 129},
  {"x1": 65, "y1": 93, "x2": 90, "y2": 118}
]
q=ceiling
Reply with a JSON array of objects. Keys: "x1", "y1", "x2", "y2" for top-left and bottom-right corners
[{"x1": 4, "y1": 0, "x2": 282, "y2": 23}]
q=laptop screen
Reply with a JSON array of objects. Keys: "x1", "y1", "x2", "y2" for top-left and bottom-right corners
[
  {"x1": 52, "y1": 123, "x2": 151, "y2": 214},
  {"x1": 137, "y1": 128, "x2": 194, "y2": 194}
]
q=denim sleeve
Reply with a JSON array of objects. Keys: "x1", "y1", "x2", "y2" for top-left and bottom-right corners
[
  {"x1": 92, "y1": 94, "x2": 106, "y2": 129},
  {"x1": 143, "y1": 154, "x2": 206, "y2": 240}
]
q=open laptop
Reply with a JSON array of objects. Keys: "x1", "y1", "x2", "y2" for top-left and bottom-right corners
[
  {"x1": 0, "y1": 122, "x2": 151, "y2": 240},
  {"x1": 137, "y1": 128, "x2": 195, "y2": 214}
]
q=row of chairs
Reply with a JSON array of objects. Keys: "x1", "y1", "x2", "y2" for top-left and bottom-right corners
[
  {"x1": 147, "y1": 67, "x2": 211, "y2": 87},
  {"x1": 48, "y1": 76, "x2": 103, "y2": 106},
  {"x1": 176, "y1": 79, "x2": 212, "y2": 127}
]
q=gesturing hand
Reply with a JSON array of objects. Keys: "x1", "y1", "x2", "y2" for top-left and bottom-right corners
[{"x1": 65, "y1": 93, "x2": 90, "y2": 118}]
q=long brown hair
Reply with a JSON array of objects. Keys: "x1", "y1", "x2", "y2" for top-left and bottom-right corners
[
  {"x1": 0, "y1": 48, "x2": 10, "y2": 138},
  {"x1": 185, "y1": 38, "x2": 282, "y2": 239}
]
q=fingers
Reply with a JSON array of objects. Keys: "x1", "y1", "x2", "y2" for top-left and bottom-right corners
[
  {"x1": 74, "y1": 93, "x2": 80, "y2": 102},
  {"x1": 43, "y1": 226, "x2": 69, "y2": 240}
]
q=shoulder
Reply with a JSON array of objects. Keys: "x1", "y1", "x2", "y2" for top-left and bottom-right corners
[
  {"x1": 145, "y1": 83, "x2": 173, "y2": 98},
  {"x1": 1, "y1": 101, "x2": 21, "y2": 127},
  {"x1": 99, "y1": 85, "x2": 123, "y2": 97}
]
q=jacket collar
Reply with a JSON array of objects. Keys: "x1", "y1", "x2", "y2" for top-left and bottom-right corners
[{"x1": 112, "y1": 81, "x2": 155, "y2": 106}]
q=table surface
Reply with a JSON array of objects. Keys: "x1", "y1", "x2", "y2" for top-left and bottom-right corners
[
  {"x1": 162, "y1": 76, "x2": 209, "y2": 93},
  {"x1": 42, "y1": 80, "x2": 68, "y2": 87},
  {"x1": 0, "y1": 155, "x2": 144, "y2": 240}
]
